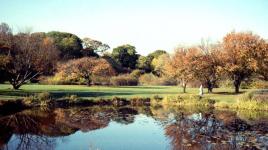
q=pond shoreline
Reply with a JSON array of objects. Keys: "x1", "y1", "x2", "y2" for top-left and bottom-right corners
[{"x1": 2, "y1": 93, "x2": 268, "y2": 115}]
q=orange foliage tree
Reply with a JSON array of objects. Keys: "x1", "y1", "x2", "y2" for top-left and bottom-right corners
[
  {"x1": 59, "y1": 57, "x2": 115, "y2": 86},
  {"x1": 256, "y1": 42, "x2": 268, "y2": 81},
  {"x1": 190, "y1": 41, "x2": 223, "y2": 93},
  {"x1": 222, "y1": 32, "x2": 264, "y2": 93},
  {"x1": 0, "y1": 23, "x2": 59, "y2": 89},
  {"x1": 165, "y1": 47, "x2": 199, "y2": 93}
]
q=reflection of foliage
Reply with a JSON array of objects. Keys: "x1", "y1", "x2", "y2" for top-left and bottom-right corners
[
  {"x1": 8, "y1": 134, "x2": 56, "y2": 150},
  {"x1": 112, "y1": 107, "x2": 138, "y2": 125},
  {"x1": 0, "y1": 106, "x2": 143, "y2": 149},
  {"x1": 165, "y1": 111, "x2": 268, "y2": 149},
  {"x1": 2, "y1": 105, "x2": 268, "y2": 149},
  {"x1": 0, "y1": 111, "x2": 59, "y2": 150}
]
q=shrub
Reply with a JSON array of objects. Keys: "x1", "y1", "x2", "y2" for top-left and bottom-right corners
[
  {"x1": 250, "y1": 80, "x2": 268, "y2": 89},
  {"x1": 40, "y1": 71, "x2": 86, "y2": 85},
  {"x1": 37, "y1": 92, "x2": 51, "y2": 101},
  {"x1": 235, "y1": 90, "x2": 268, "y2": 110},
  {"x1": 152, "y1": 95, "x2": 163, "y2": 101},
  {"x1": 23, "y1": 92, "x2": 51, "y2": 106},
  {"x1": 130, "y1": 97, "x2": 150, "y2": 105},
  {"x1": 23, "y1": 95, "x2": 36, "y2": 104},
  {"x1": 91, "y1": 76, "x2": 111, "y2": 85},
  {"x1": 110, "y1": 74, "x2": 138, "y2": 86},
  {"x1": 129, "y1": 69, "x2": 144, "y2": 79},
  {"x1": 159, "y1": 94, "x2": 215, "y2": 107},
  {"x1": 69, "y1": 95, "x2": 79, "y2": 101},
  {"x1": 139, "y1": 73, "x2": 177, "y2": 85}
]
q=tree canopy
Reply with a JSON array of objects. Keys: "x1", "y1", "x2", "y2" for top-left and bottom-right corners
[
  {"x1": 58, "y1": 57, "x2": 115, "y2": 85},
  {"x1": 0, "y1": 24, "x2": 59, "y2": 89},
  {"x1": 46, "y1": 31, "x2": 83, "y2": 60},
  {"x1": 222, "y1": 32, "x2": 263, "y2": 93},
  {"x1": 111, "y1": 44, "x2": 138, "y2": 69}
]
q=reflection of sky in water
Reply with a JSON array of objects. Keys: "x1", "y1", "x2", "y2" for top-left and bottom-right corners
[
  {"x1": 2, "y1": 107, "x2": 268, "y2": 150},
  {"x1": 56, "y1": 114, "x2": 171, "y2": 150}
]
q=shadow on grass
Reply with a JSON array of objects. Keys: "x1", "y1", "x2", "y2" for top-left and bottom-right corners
[
  {"x1": 117, "y1": 86, "x2": 170, "y2": 89},
  {"x1": 0, "y1": 90, "x2": 176, "y2": 99},
  {"x1": 212, "y1": 91, "x2": 245, "y2": 95}
]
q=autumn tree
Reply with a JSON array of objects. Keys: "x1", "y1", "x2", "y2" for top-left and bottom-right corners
[
  {"x1": 59, "y1": 57, "x2": 115, "y2": 86},
  {"x1": 222, "y1": 32, "x2": 264, "y2": 93},
  {"x1": 0, "y1": 23, "x2": 13, "y2": 83},
  {"x1": 0, "y1": 23, "x2": 59, "y2": 89},
  {"x1": 165, "y1": 47, "x2": 198, "y2": 93},
  {"x1": 190, "y1": 40, "x2": 223, "y2": 93},
  {"x1": 256, "y1": 42, "x2": 268, "y2": 81}
]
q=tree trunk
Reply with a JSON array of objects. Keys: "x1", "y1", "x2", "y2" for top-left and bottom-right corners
[
  {"x1": 86, "y1": 77, "x2": 92, "y2": 86},
  {"x1": 182, "y1": 82, "x2": 187, "y2": 93},
  {"x1": 263, "y1": 75, "x2": 268, "y2": 81},
  {"x1": 207, "y1": 81, "x2": 213, "y2": 93},
  {"x1": 234, "y1": 79, "x2": 241, "y2": 93},
  {"x1": 11, "y1": 83, "x2": 21, "y2": 90},
  {"x1": 87, "y1": 80, "x2": 91, "y2": 86}
]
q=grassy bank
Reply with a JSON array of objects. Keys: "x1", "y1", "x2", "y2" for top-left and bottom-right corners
[
  {"x1": 1, "y1": 84, "x2": 268, "y2": 110},
  {"x1": 0, "y1": 84, "x2": 249, "y2": 101}
]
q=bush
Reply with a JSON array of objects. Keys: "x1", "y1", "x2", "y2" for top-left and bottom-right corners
[
  {"x1": 129, "y1": 69, "x2": 144, "y2": 79},
  {"x1": 250, "y1": 80, "x2": 268, "y2": 89},
  {"x1": 139, "y1": 73, "x2": 177, "y2": 85},
  {"x1": 40, "y1": 71, "x2": 86, "y2": 85},
  {"x1": 91, "y1": 76, "x2": 111, "y2": 85},
  {"x1": 110, "y1": 74, "x2": 138, "y2": 86},
  {"x1": 37, "y1": 92, "x2": 51, "y2": 101},
  {"x1": 23, "y1": 92, "x2": 51, "y2": 106},
  {"x1": 41, "y1": 73, "x2": 112, "y2": 85},
  {"x1": 237, "y1": 90, "x2": 268, "y2": 102}
]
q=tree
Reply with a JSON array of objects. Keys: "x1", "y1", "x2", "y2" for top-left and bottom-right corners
[
  {"x1": 102, "y1": 52, "x2": 125, "y2": 73},
  {"x1": 59, "y1": 57, "x2": 115, "y2": 86},
  {"x1": 136, "y1": 56, "x2": 151, "y2": 72},
  {"x1": 256, "y1": 42, "x2": 268, "y2": 81},
  {"x1": 165, "y1": 47, "x2": 198, "y2": 93},
  {"x1": 0, "y1": 23, "x2": 13, "y2": 83},
  {"x1": 147, "y1": 50, "x2": 167, "y2": 59},
  {"x1": 0, "y1": 24, "x2": 59, "y2": 89},
  {"x1": 82, "y1": 38, "x2": 110, "y2": 55},
  {"x1": 151, "y1": 54, "x2": 170, "y2": 77},
  {"x1": 111, "y1": 44, "x2": 138, "y2": 69},
  {"x1": 147, "y1": 50, "x2": 167, "y2": 73},
  {"x1": 190, "y1": 41, "x2": 223, "y2": 93},
  {"x1": 46, "y1": 31, "x2": 82, "y2": 60},
  {"x1": 222, "y1": 32, "x2": 263, "y2": 93}
]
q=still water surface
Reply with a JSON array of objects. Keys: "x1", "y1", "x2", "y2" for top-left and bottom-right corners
[{"x1": 1, "y1": 105, "x2": 268, "y2": 150}]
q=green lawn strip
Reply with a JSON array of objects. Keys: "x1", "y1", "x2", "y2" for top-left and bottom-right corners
[{"x1": 0, "y1": 84, "x2": 248, "y2": 103}]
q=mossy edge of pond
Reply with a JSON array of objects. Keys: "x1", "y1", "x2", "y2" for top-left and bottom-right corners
[{"x1": 1, "y1": 90, "x2": 268, "y2": 114}]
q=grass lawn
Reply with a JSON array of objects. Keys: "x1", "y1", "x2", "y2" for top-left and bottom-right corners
[{"x1": 0, "y1": 84, "x2": 251, "y2": 104}]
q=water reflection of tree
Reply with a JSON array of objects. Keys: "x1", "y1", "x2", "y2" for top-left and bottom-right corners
[
  {"x1": 163, "y1": 110, "x2": 268, "y2": 150},
  {"x1": 112, "y1": 107, "x2": 138, "y2": 125},
  {"x1": 165, "y1": 112, "x2": 230, "y2": 149},
  {"x1": 10, "y1": 134, "x2": 56, "y2": 150},
  {"x1": 0, "y1": 106, "x2": 143, "y2": 149},
  {"x1": 0, "y1": 111, "x2": 58, "y2": 150}
]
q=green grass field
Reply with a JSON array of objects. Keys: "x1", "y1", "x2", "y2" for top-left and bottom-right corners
[{"x1": 0, "y1": 84, "x2": 251, "y2": 104}]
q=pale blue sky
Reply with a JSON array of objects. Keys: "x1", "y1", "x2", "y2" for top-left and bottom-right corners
[{"x1": 1, "y1": 0, "x2": 268, "y2": 55}]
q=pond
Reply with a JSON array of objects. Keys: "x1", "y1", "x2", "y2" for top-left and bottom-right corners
[{"x1": 1, "y1": 105, "x2": 268, "y2": 150}]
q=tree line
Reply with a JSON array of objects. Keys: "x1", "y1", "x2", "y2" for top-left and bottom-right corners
[{"x1": 0, "y1": 22, "x2": 267, "y2": 93}]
